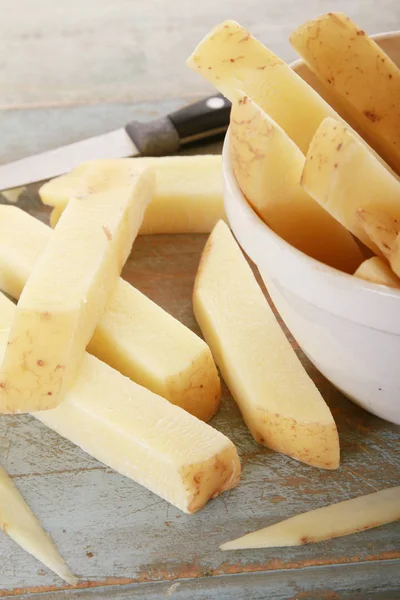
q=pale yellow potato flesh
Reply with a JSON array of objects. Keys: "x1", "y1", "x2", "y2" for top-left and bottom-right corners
[
  {"x1": 187, "y1": 20, "x2": 341, "y2": 154},
  {"x1": 193, "y1": 221, "x2": 339, "y2": 469},
  {"x1": 0, "y1": 206, "x2": 220, "y2": 421},
  {"x1": 0, "y1": 465, "x2": 77, "y2": 584},
  {"x1": 290, "y1": 13, "x2": 400, "y2": 174},
  {"x1": 229, "y1": 94, "x2": 363, "y2": 273},
  {"x1": 220, "y1": 486, "x2": 400, "y2": 550},
  {"x1": 354, "y1": 257, "x2": 400, "y2": 289},
  {"x1": 40, "y1": 155, "x2": 226, "y2": 234},
  {"x1": 49, "y1": 206, "x2": 63, "y2": 228},
  {"x1": 0, "y1": 293, "x2": 240, "y2": 515},
  {"x1": 302, "y1": 118, "x2": 400, "y2": 253},
  {"x1": 0, "y1": 172, "x2": 154, "y2": 413},
  {"x1": 358, "y1": 209, "x2": 400, "y2": 278}
]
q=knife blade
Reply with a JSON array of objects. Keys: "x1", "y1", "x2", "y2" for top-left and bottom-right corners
[{"x1": 0, "y1": 94, "x2": 231, "y2": 191}]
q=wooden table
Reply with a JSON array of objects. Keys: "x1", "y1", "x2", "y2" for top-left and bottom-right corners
[{"x1": 0, "y1": 2, "x2": 400, "y2": 597}]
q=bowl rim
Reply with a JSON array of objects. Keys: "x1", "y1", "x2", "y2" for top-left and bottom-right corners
[{"x1": 223, "y1": 29, "x2": 400, "y2": 302}]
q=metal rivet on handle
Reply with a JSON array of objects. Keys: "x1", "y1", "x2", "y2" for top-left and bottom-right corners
[{"x1": 206, "y1": 97, "x2": 226, "y2": 109}]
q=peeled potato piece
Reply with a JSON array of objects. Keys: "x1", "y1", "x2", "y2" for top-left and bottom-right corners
[
  {"x1": 0, "y1": 465, "x2": 77, "y2": 584},
  {"x1": 221, "y1": 486, "x2": 400, "y2": 550},
  {"x1": 193, "y1": 221, "x2": 339, "y2": 469},
  {"x1": 357, "y1": 209, "x2": 400, "y2": 278},
  {"x1": 0, "y1": 174, "x2": 154, "y2": 413},
  {"x1": 0, "y1": 292, "x2": 240, "y2": 515},
  {"x1": 229, "y1": 93, "x2": 363, "y2": 272},
  {"x1": 354, "y1": 257, "x2": 400, "y2": 288},
  {"x1": 290, "y1": 13, "x2": 400, "y2": 173},
  {"x1": 187, "y1": 20, "x2": 341, "y2": 154},
  {"x1": 302, "y1": 118, "x2": 400, "y2": 253},
  {"x1": 40, "y1": 155, "x2": 226, "y2": 234},
  {"x1": 0, "y1": 206, "x2": 220, "y2": 422}
]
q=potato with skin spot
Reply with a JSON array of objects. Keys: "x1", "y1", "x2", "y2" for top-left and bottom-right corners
[
  {"x1": 290, "y1": 13, "x2": 400, "y2": 174},
  {"x1": 220, "y1": 487, "x2": 400, "y2": 550},
  {"x1": 187, "y1": 20, "x2": 342, "y2": 155},
  {"x1": 302, "y1": 118, "x2": 400, "y2": 253},
  {"x1": 0, "y1": 292, "x2": 240, "y2": 515},
  {"x1": 358, "y1": 209, "x2": 400, "y2": 278},
  {"x1": 40, "y1": 155, "x2": 226, "y2": 234},
  {"x1": 229, "y1": 93, "x2": 363, "y2": 273},
  {"x1": 0, "y1": 173, "x2": 154, "y2": 414},
  {"x1": 194, "y1": 221, "x2": 339, "y2": 470},
  {"x1": 354, "y1": 257, "x2": 400, "y2": 289},
  {"x1": 0, "y1": 205, "x2": 221, "y2": 422}
]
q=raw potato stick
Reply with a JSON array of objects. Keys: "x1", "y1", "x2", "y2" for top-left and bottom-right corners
[
  {"x1": 0, "y1": 173, "x2": 154, "y2": 413},
  {"x1": 0, "y1": 293, "x2": 240, "y2": 514},
  {"x1": 0, "y1": 206, "x2": 220, "y2": 422},
  {"x1": 187, "y1": 21, "x2": 396, "y2": 173},
  {"x1": 229, "y1": 93, "x2": 363, "y2": 273},
  {"x1": 187, "y1": 20, "x2": 340, "y2": 154},
  {"x1": 40, "y1": 155, "x2": 227, "y2": 234},
  {"x1": 220, "y1": 487, "x2": 400, "y2": 550},
  {"x1": 290, "y1": 13, "x2": 400, "y2": 173},
  {"x1": 301, "y1": 118, "x2": 400, "y2": 253},
  {"x1": 193, "y1": 221, "x2": 339, "y2": 469},
  {"x1": 354, "y1": 257, "x2": 400, "y2": 288},
  {"x1": 358, "y1": 209, "x2": 400, "y2": 278},
  {"x1": 0, "y1": 465, "x2": 77, "y2": 584}
]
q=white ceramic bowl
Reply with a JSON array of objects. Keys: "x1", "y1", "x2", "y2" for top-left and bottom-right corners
[{"x1": 223, "y1": 32, "x2": 400, "y2": 425}]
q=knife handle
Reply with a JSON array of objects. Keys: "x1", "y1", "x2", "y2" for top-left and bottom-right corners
[{"x1": 125, "y1": 94, "x2": 231, "y2": 156}]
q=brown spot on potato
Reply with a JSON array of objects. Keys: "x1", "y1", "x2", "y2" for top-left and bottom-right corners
[
  {"x1": 336, "y1": 143, "x2": 342, "y2": 151},
  {"x1": 356, "y1": 30, "x2": 366, "y2": 36},
  {"x1": 389, "y1": 74, "x2": 393, "y2": 79},
  {"x1": 300, "y1": 536, "x2": 311, "y2": 544},
  {"x1": 37, "y1": 360, "x2": 45, "y2": 367},
  {"x1": 364, "y1": 110, "x2": 380, "y2": 123},
  {"x1": 103, "y1": 226, "x2": 112, "y2": 241},
  {"x1": 41, "y1": 312, "x2": 51, "y2": 321},
  {"x1": 334, "y1": 163, "x2": 338, "y2": 169},
  {"x1": 47, "y1": 392, "x2": 52, "y2": 396}
]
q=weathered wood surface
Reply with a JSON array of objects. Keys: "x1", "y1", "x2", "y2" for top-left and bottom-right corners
[
  {"x1": 0, "y1": 0, "x2": 400, "y2": 597},
  {"x1": 0, "y1": 0, "x2": 399, "y2": 110}
]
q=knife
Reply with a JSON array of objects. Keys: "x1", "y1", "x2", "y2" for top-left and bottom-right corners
[{"x1": 0, "y1": 94, "x2": 231, "y2": 191}]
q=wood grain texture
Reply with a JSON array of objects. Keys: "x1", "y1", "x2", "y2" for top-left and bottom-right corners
[
  {"x1": 0, "y1": 0, "x2": 400, "y2": 596},
  {"x1": 0, "y1": 0, "x2": 399, "y2": 109}
]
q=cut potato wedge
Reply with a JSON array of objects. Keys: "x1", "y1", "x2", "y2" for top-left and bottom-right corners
[
  {"x1": 0, "y1": 465, "x2": 77, "y2": 584},
  {"x1": 290, "y1": 13, "x2": 400, "y2": 173},
  {"x1": 302, "y1": 118, "x2": 400, "y2": 253},
  {"x1": 229, "y1": 93, "x2": 363, "y2": 272},
  {"x1": 358, "y1": 209, "x2": 400, "y2": 278},
  {"x1": 0, "y1": 293, "x2": 240, "y2": 514},
  {"x1": 40, "y1": 155, "x2": 226, "y2": 234},
  {"x1": 354, "y1": 257, "x2": 400, "y2": 288},
  {"x1": 0, "y1": 173, "x2": 154, "y2": 413},
  {"x1": 193, "y1": 221, "x2": 339, "y2": 469},
  {"x1": 49, "y1": 206, "x2": 63, "y2": 228},
  {"x1": 0, "y1": 206, "x2": 220, "y2": 421},
  {"x1": 187, "y1": 20, "x2": 340, "y2": 154},
  {"x1": 220, "y1": 486, "x2": 400, "y2": 550}
]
